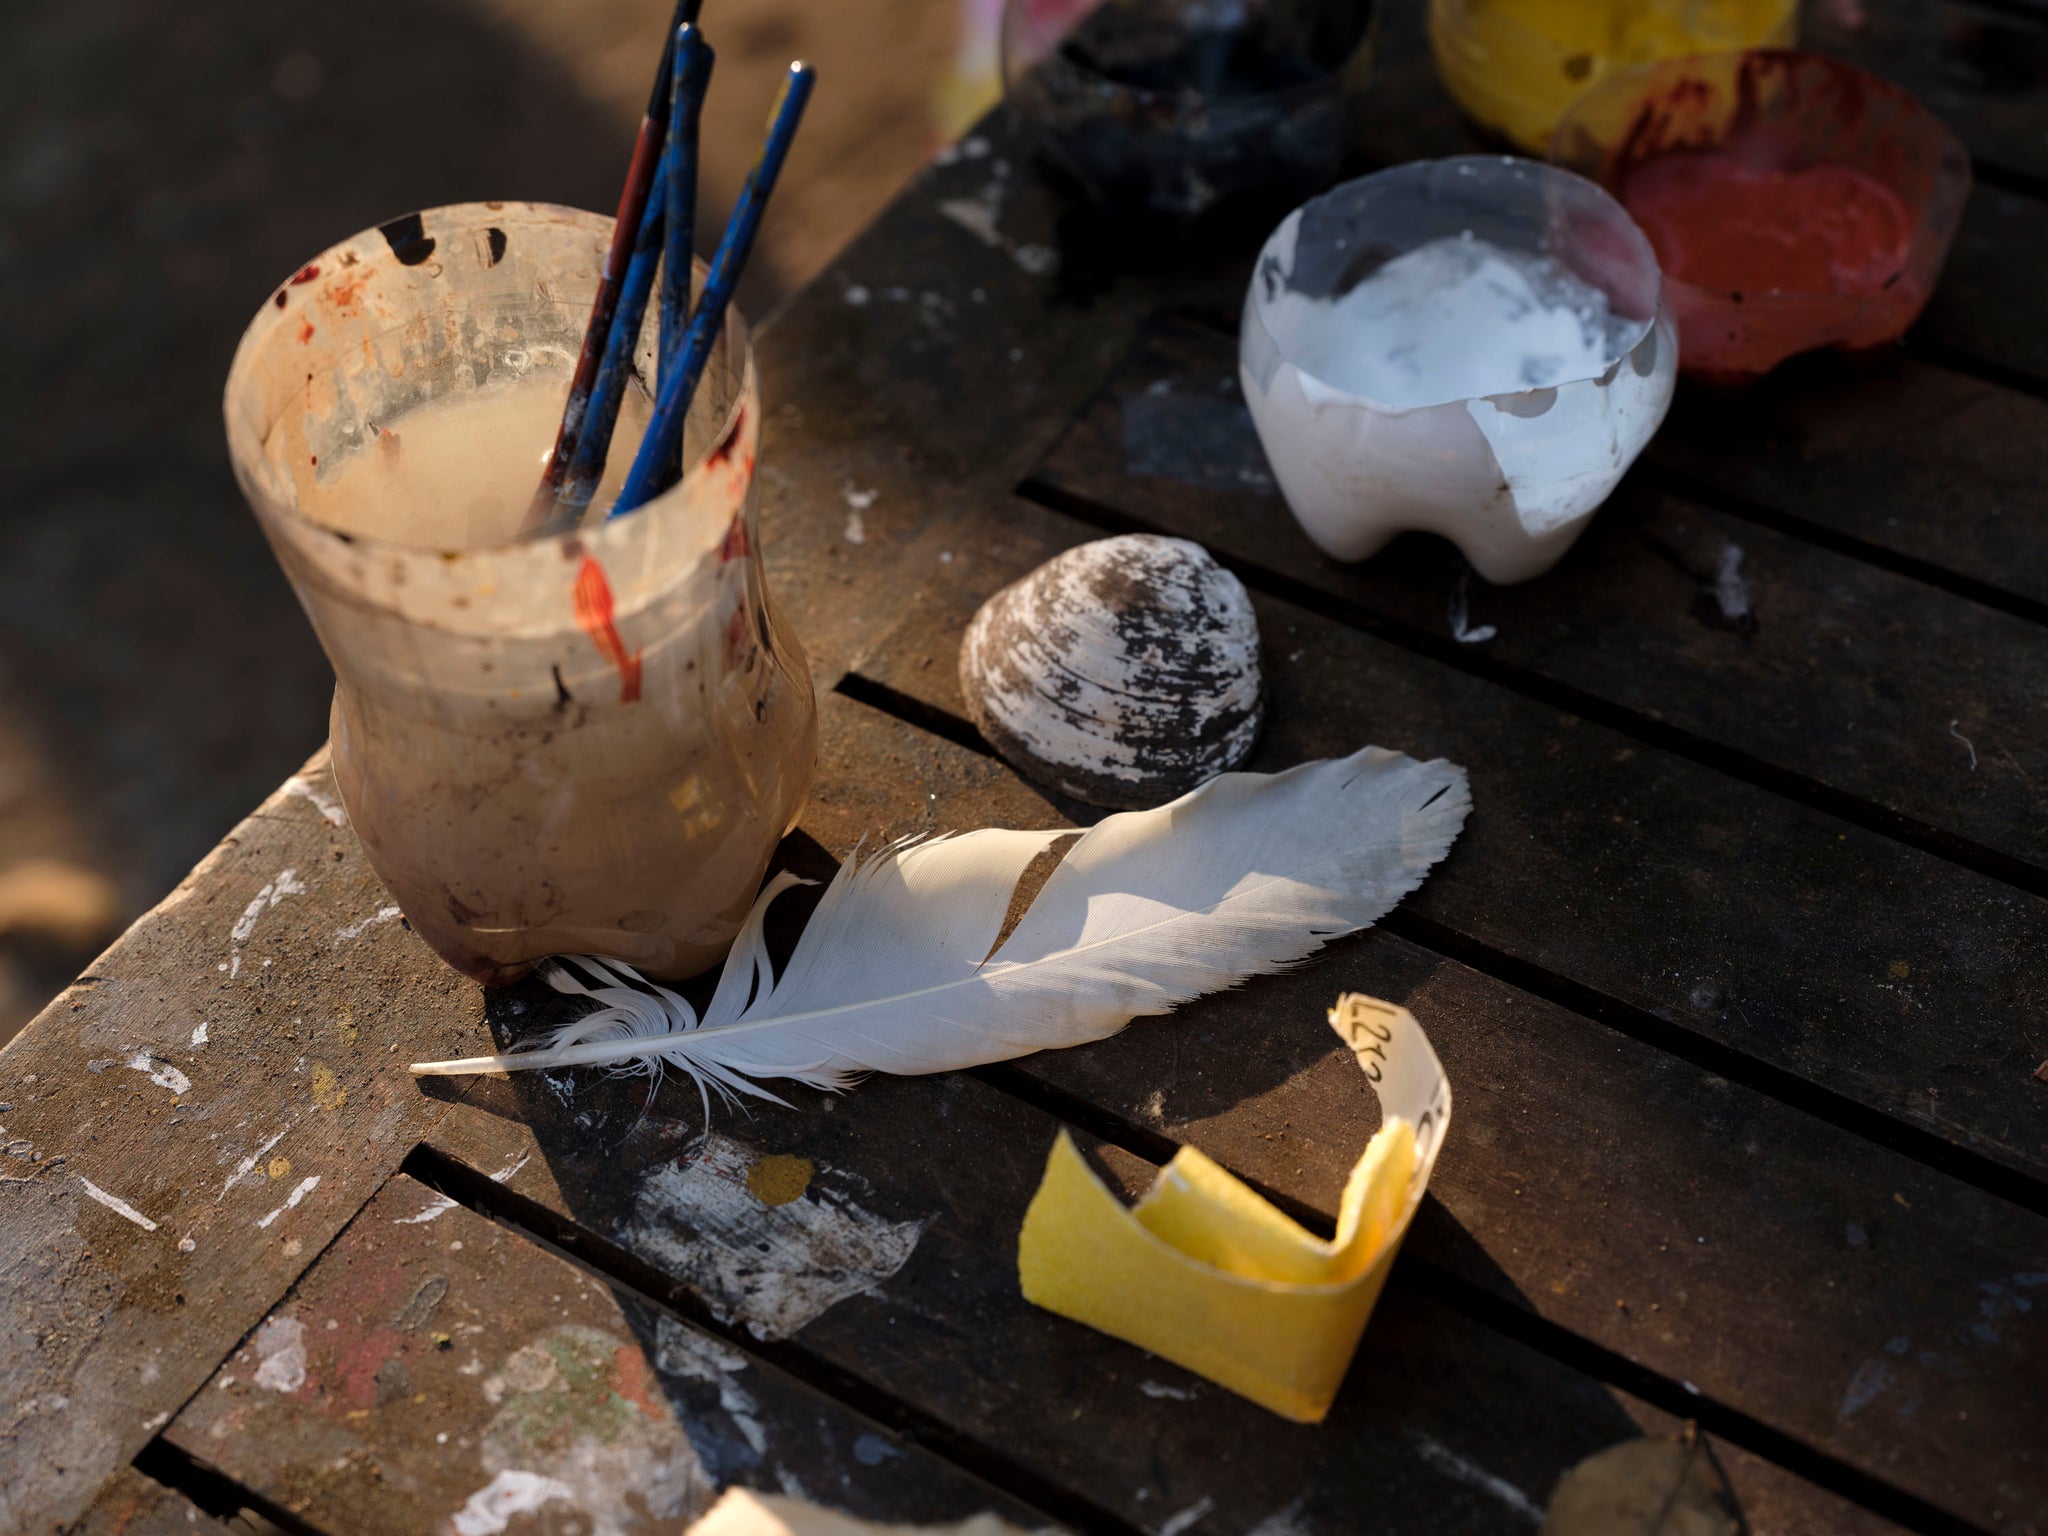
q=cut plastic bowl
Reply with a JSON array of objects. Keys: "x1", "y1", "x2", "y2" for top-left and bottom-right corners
[
  {"x1": 1551, "y1": 49, "x2": 1970, "y2": 381},
  {"x1": 1429, "y1": 0, "x2": 1795, "y2": 154},
  {"x1": 1239, "y1": 157, "x2": 1677, "y2": 585}
]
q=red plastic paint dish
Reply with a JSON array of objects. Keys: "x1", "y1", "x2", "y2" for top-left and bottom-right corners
[{"x1": 1550, "y1": 50, "x2": 1969, "y2": 381}]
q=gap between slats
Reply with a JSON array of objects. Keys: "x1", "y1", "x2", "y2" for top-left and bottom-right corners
[
  {"x1": 829, "y1": 671, "x2": 2048, "y2": 1228},
  {"x1": 395, "y1": 1143, "x2": 1146, "y2": 1536},
  {"x1": 1013, "y1": 476, "x2": 2048, "y2": 907}
]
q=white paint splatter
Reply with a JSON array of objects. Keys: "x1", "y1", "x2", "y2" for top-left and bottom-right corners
[
  {"x1": 1712, "y1": 543, "x2": 1751, "y2": 624},
  {"x1": 937, "y1": 181, "x2": 1060, "y2": 278},
  {"x1": 1413, "y1": 1434, "x2": 1541, "y2": 1523},
  {"x1": 191, "y1": 1022, "x2": 209, "y2": 1047},
  {"x1": 228, "y1": 868, "x2": 307, "y2": 977},
  {"x1": 491, "y1": 1153, "x2": 531, "y2": 1183},
  {"x1": 77, "y1": 1176, "x2": 158, "y2": 1231},
  {"x1": 624, "y1": 1133, "x2": 926, "y2": 1340},
  {"x1": 283, "y1": 775, "x2": 348, "y2": 827},
  {"x1": 127, "y1": 1049, "x2": 191, "y2": 1096},
  {"x1": 1838, "y1": 1356, "x2": 1890, "y2": 1419},
  {"x1": 218, "y1": 1127, "x2": 290, "y2": 1201},
  {"x1": 844, "y1": 512, "x2": 866, "y2": 546},
  {"x1": 843, "y1": 283, "x2": 871, "y2": 306},
  {"x1": 334, "y1": 904, "x2": 403, "y2": 945},
  {"x1": 1159, "y1": 1496, "x2": 1215, "y2": 1536},
  {"x1": 252, "y1": 1316, "x2": 307, "y2": 1393},
  {"x1": 393, "y1": 1192, "x2": 459, "y2": 1225},
  {"x1": 1449, "y1": 569, "x2": 1497, "y2": 645},
  {"x1": 653, "y1": 1315, "x2": 767, "y2": 1455},
  {"x1": 1140, "y1": 1380, "x2": 1194, "y2": 1401},
  {"x1": 843, "y1": 483, "x2": 877, "y2": 511},
  {"x1": 1247, "y1": 1498, "x2": 1311, "y2": 1536},
  {"x1": 256, "y1": 1174, "x2": 320, "y2": 1229},
  {"x1": 1949, "y1": 719, "x2": 1978, "y2": 771},
  {"x1": 450, "y1": 1470, "x2": 577, "y2": 1536}
]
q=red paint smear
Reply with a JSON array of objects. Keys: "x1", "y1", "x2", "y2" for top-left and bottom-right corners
[
  {"x1": 573, "y1": 556, "x2": 643, "y2": 703},
  {"x1": 719, "y1": 513, "x2": 751, "y2": 564},
  {"x1": 706, "y1": 402, "x2": 747, "y2": 471},
  {"x1": 291, "y1": 263, "x2": 321, "y2": 285},
  {"x1": 1624, "y1": 155, "x2": 1909, "y2": 297},
  {"x1": 611, "y1": 1344, "x2": 662, "y2": 1419},
  {"x1": 333, "y1": 1325, "x2": 403, "y2": 1409},
  {"x1": 298, "y1": 319, "x2": 316, "y2": 344}
]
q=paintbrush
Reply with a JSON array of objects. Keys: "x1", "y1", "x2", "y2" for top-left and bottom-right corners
[
  {"x1": 662, "y1": 26, "x2": 714, "y2": 393},
  {"x1": 610, "y1": 61, "x2": 816, "y2": 520},
  {"x1": 522, "y1": 0, "x2": 702, "y2": 537}
]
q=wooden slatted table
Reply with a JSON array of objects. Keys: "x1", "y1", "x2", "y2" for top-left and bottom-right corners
[{"x1": 6, "y1": 5, "x2": 2046, "y2": 1533}]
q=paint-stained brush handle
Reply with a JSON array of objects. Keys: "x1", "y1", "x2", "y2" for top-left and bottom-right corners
[
  {"x1": 662, "y1": 27, "x2": 714, "y2": 394},
  {"x1": 611, "y1": 62, "x2": 816, "y2": 521},
  {"x1": 548, "y1": 154, "x2": 672, "y2": 529},
  {"x1": 521, "y1": 0, "x2": 703, "y2": 535}
]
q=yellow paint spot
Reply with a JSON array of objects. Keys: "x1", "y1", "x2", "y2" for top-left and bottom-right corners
[
  {"x1": 745, "y1": 1153, "x2": 815, "y2": 1208},
  {"x1": 267, "y1": 1157, "x2": 292, "y2": 1180},
  {"x1": 333, "y1": 1002, "x2": 359, "y2": 1046},
  {"x1": 1889, "y1": 960, "x2": 1912, "y2": 979},
  {"x1": 310, "y1": 1061, "x2": 346, "y2": 1110}
]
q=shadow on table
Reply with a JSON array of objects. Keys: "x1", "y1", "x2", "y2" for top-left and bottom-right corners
[
  {"x1": 0, "y1": 0, "x2": 647, "y2": 1044},
  {"x1": 420, "y1": 829, "x2": 1663, "y2": 1533}
]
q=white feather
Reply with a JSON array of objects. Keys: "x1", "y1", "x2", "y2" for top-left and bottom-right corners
[{"x1": 410, "y1": 745, "x2": 1469, "y2": 1095}]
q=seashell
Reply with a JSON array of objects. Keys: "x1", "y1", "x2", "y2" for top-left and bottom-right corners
[{"x1": 959, "y1": 534, "x2": 1263, "y2": 810}]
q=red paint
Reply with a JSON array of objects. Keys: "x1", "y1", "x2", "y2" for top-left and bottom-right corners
[
  {"x1": 332, "y1": 1324, "x2": 403, "y2": 1409},
  {"x1": 706, "y1": 403, "x2": 747, "y2": 471},
  {"x1": 573, "y1": 556, "x2": 643, "y2": 703},
  {"x1": 610, "y1": 1343, "x2": 663, "y2": 1419},
  {"x1": 719, "y1": 513, "x2": 751, "y2": 564},
  {"x1": 1623, "y1": 154, "x2": 1909, "y2": 297},
  {"x1": 298, "y1": 319, "x2": 316, "y2": 344},
  {"x1": 291, "y1": 263, "x2": 321, "y2": 285}
]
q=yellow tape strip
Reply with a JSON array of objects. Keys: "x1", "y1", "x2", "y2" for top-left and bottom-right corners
[{"x1": 1017, "y1": 994, "x2": 1450, "y2": 1423}]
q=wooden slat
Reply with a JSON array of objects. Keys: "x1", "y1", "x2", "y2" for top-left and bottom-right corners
[
  {"x1": 844, "y1": 535, "x2": 2048, "y2": 1531},
  {"x1": 60, "y1": 1467, "x2": 235, "y2": 1536},
  {"x1": 0, "y1": 109, "x2": 1151, "y2": 1535},
  {"x1": 422, "y1": 1015, "x2": 1908, "y2": 1536},
  {"x1": 0, "y1": 753, "x2": 479, "y2": 1536},
  {"x1": 1648, "y1": 354, "x2": 2048, "y2": 614},
  {"x1": 1028, "y1": 316, "x2": 2048, "y2": 878},
  {"x1": 164, "y1": 1172, "x2": 1047, "y2": 1534},
  {"x1": 852, "y1": 494, "x2": 2048, "y2": 1193},
  {"x1": 1804, "y1": 0, "x2": 2048, "y2": 184}
]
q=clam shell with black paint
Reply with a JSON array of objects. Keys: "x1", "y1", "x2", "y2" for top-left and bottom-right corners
[{"x1": 959, "y1": 534, "x2": 1263, "y2": 809}]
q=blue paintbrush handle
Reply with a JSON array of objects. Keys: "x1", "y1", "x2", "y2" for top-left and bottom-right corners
[
  {"x1": 661, "y1": 27, "x2": 714, "y2": 396},
  {"x1": 556, "y1": 151, "x2": 670, "y2": 519},
  {"x1": 611, "y1": 62, "x2": 816, "y2": 521}
]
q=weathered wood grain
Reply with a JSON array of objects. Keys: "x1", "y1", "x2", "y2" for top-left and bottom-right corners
[
  {"x1": 406, "y1": 691, "x2": 1940, "y2": 1529},
  {"x1": 813, "y1": 670, "x2": 2048, "y2": 1533},
  {"x1": 0, "y1": 755, "x2": 478, "y2": 1535},
  {"x1": 1028, "y1": 315, "x2": 2048, "y2": 876},
  {"x1": 424, "y1": 1033, "x2": 1909, "y2": 1536},
  {"x1": 851, "y1": 493, "x2": 2048, "y2": 1194},
  {"x1": 1649, "y1": 353, "x2": 2048, "y2": 612},
  {"x1": 59, "y1": 1467, "x2": 233, "y2": 1536},
  {"x1": 162, "y1": 1172, "x2": 1049, "y2": 1534}
]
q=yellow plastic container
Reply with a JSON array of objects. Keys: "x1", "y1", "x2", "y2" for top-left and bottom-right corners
[{"x1": 1428, "y1": 0, "x2": 1796, "y2": 151}]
